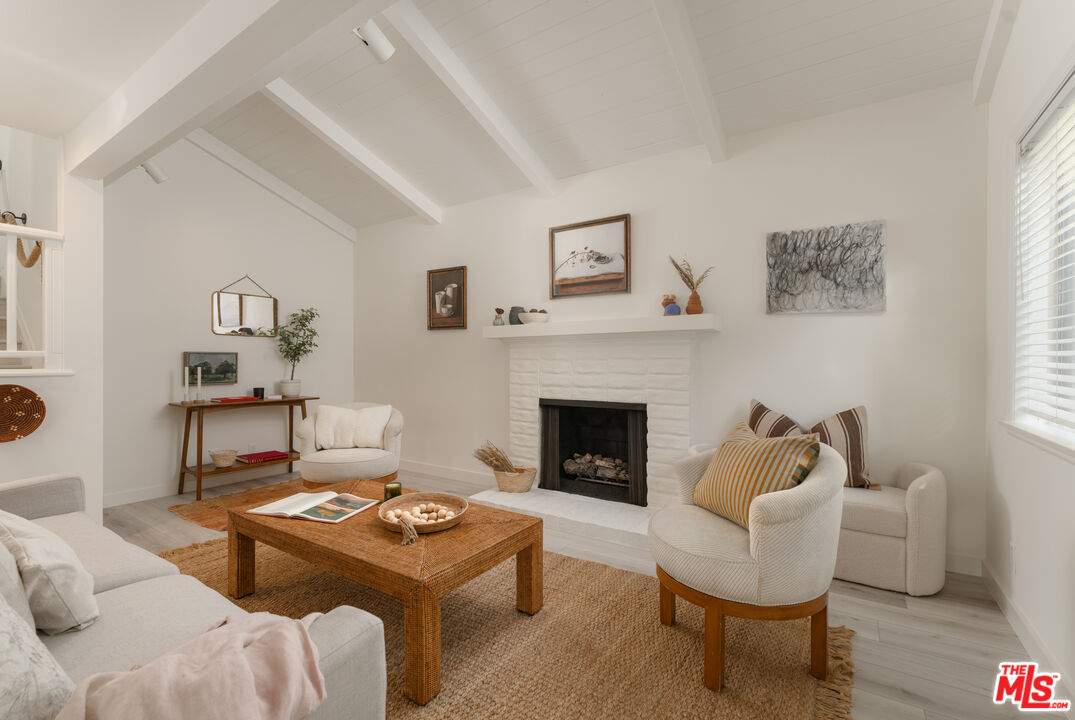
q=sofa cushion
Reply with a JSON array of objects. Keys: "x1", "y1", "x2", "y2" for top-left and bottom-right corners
[
  {"x1": 32, "y1": 512, "x2": 178, "y2": 593},
  {"x1": 0, "y1": 591, "x2": 74, "y2": 720},
  {"x1": 810, "y1": 405, "x2": 874, "y2": 489},
  {"x1": 0, "y1": 539, "x2": 33, "y2": 628},
  {"x1": 647, "y1": 505, "x2": 760, "y2": 604},
  {"x1": 693, "y1": 423, "x2": 820, "y2": 529},
  {"x1": 300, "y1": 447, "x2": 397, "y2": 482},
  {"x1": 0, "y1": 508, "x2": 99, "y2": 634},
  {"x1": 748, "y1": 398, "x2": 805, "y2": 438},
  {"x1": 43, "y1": 574, "x2": 244, "y2": 683},
  {"x1": 841, "y1": 485, "x2": 907, "y2": 538}
]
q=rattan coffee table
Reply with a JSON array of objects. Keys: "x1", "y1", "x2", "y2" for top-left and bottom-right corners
[{"x1": 226, "y1": 478, "x2": 543, "y2": 704}]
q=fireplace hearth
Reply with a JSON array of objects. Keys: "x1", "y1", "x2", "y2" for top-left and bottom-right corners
[{"x1": 539, "y1": 398, "x2": 647, "y2": 506}]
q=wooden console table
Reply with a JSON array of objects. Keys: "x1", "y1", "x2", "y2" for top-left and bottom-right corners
[{"x1": 169, "y1": 396, "x2": 318, "y2": 500}]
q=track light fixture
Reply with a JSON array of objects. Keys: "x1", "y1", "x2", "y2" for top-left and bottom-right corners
[
  {"x1": 140, "y1": 159, "x2": 168, "y2": 184},
  {"x1": 352, "y1": 19, "x2": 395, "y2": 64}
]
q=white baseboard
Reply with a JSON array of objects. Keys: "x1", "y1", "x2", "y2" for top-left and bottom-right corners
[
  {"x1": 982, "y1": 561, "x2": 1074, "y2": 709},
  {"x1": 397, "y1": 459, "x2": 489, "y2": 492},
  {"x1": 946, "y1": 553, "x2": 983, "y2": 576}
]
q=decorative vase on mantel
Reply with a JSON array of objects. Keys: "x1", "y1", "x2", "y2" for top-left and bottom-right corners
[{"x1": 686, "y1": 291, "x2": 703, "y2": 315}]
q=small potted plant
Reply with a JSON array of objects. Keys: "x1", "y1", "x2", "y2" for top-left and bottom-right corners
[
  {"x1": 669, "y1": 256, "x2": 713, "y2": 314},
  {"x1": 473, "y1": 441, "x2": 535, "y2": 492},
  {"x1": 274, "y1": 307, "x2": 319, "y2": 397}
]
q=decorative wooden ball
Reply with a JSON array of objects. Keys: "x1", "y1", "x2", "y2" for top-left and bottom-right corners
[{"x1": 0, "y1": 385, "x2": 46, "y2": 442}]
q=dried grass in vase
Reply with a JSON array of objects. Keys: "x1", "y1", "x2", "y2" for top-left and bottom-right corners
[
  {"x1": 669, "y1": 256, "x2": 713, "y2": 291},
  {"x1": 473, "y1": 441, "x2": 516, "y2": 473}
]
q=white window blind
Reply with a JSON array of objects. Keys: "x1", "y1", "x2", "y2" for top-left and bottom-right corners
[{"x1": 1015, "y1": 71, "x2": 1075, "y2": 431}]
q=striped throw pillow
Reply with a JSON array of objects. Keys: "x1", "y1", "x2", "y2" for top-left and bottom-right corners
[
  {"x1": 748, "y1": 398, "x2": 805, "y2": 438},
  {"x1": 693, "y1": 423, "x2": 821, "y2": 530},
  {"x1": 810, "y1": 405, "x2": 874, "y2": 489}
]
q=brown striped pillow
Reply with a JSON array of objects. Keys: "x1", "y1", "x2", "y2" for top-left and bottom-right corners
[
  {"x1": 810, "y1": 406, "x2": 874, "y2": 489},
  {"x1": 748, "y1": 398, "x2": 805, "y2": 438},
  {"x1": 693, "y1": 423, "x2": 821, "y2": 530}
]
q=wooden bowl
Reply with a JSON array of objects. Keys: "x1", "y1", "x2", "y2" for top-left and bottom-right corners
[{"x1": 378, "y1": 492, "x2": 468, "y2": 534}]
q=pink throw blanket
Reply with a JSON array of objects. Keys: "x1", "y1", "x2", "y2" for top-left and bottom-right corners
[{"x1": 57, "y1": 612, "x2": 326, "y2": 720}]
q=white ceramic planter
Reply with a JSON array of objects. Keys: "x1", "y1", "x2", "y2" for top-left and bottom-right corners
[{"x1": 280, "y1": 379, "x2": 302, "y2": 398}]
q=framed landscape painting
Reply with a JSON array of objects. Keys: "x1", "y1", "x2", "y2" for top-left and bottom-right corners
[
  {"x1": 549, "y1": 214, "x2": 630, "y2": 298},
  {"x1": 427, "y1": 266, "x2": 467, "y2": 330},
  {"x1": 183, "y1": 351, "x2": 238, "y2": 385}
]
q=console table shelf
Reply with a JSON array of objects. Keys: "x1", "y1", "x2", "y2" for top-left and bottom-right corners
[{"x1": 169, "y1": 396, "x2": 318, "y2": 500}]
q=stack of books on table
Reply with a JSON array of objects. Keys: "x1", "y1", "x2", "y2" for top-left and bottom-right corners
[{"x1": 236, "y1": 450, "x2": 291, "y2": 464}]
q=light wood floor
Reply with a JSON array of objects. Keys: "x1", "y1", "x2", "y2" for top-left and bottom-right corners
[{"x1": 104, "y1": 471, "x2": 1059, "y2": 720}]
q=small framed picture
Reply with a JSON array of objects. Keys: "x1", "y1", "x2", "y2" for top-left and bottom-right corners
[
  {"x1": 183, "y1": 351, "x2": 238, "y2": 385},
  {"x1": 427, "y1": 266, "x2": 467, "y2": 330},
  {"x1": 549, "y1": 214, "x2": 630, "y2": 298}
]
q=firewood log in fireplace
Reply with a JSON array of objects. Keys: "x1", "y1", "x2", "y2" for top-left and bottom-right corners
[{"x1": 563, "y1": 453, "x2": 630, "y2": 483}]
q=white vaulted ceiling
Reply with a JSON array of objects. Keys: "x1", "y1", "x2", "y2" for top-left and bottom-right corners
[{"x1": 194, "y1": 0, "x2": 992, "y2": 230}]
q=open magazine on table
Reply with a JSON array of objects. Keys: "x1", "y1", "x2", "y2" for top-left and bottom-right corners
[{"x1": 246, "y1": 491, "x2": 379, "y2": 524}]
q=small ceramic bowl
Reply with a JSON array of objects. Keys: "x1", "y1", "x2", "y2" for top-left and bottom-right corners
[
  {"x1": 518, "y1": 313, "x2": 549, "y2": 324},
  {"x1": 209, "y1": 449, "x2": 238, "y2": 468}
]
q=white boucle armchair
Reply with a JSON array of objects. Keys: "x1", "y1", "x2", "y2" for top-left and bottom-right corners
[
  {"x1": 296, "y1": 402, "x2": 404, "y2": 486},
  {"x1": 834, "y1": 462, "x2": 946, "y2": 596},
  {"x1": 647, "y1": 443, "x2": 846, "y2": 691}
]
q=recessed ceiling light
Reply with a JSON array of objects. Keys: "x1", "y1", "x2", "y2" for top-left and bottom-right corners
[{"x1": 352, "y1": 19, "x2": 395, "y2": 64}]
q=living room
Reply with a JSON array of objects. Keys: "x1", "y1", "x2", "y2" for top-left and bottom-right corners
[{"x1": 1, "y1": 1, "x2": 1073, "y2": 718}]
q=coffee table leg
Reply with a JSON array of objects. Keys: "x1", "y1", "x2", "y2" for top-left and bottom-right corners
[
  {"x1": 516, "y1": 533, "x2": 543, "y2": 615},
  {"x1": 228, "y1": 527, "x2": 255, "y2": 598},
  {"x1": 404, "y1": 586, "x2": 441, "y2": 704}
]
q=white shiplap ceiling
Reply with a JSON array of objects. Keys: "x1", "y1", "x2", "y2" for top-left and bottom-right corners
[
  {"x1": 0, "y1": 0, "x2": 211, "y2": 137},
  {"x1": 196, "y1": 0, "x2": 991, "y2": 230}
]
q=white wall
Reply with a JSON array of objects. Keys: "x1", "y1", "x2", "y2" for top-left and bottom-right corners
[
  {"x1": 1, "y1": 171, "x2": 105, "y2": 521},
  {"x1": 984, "y1": 0, "x2": 1075, "y2": 691},
  {"x1": 355, "y1": 82, "x2": 987, "y2": 571},
  {"x1": 103, "y1": 139, "x2": 354, "y2": 506}
]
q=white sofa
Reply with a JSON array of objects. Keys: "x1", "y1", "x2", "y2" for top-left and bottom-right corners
[
  {"x1": 0, "y1": 474, "x2": 387, "y2": 719},
  {"x1": 297, "y1": 402, "x2": 404, "y2": 484},
  {"x1": 834, "y1": 462, "x2": 947, "y2": 596}
]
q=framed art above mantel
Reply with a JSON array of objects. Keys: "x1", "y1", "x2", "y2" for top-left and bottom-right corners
[{"x1": 549, "y1": 214, "x2": 630, "y2": 299}]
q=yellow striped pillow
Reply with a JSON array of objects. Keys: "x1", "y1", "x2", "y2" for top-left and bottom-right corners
[{"x1": 693, "y1": 422, "x2": 820, "y2": 530}]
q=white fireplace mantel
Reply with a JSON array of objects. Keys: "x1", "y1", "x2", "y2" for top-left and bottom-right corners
[{"x1": 482, "y1": 313, "x2": 720, "y2": 340}]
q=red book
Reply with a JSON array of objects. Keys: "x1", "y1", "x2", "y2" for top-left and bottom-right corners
[
  {"x1": 211, "y1": 396, "x2": 260, "y2": 403},
  {"x1": 236, "y1": 450, "x2": 290, "y2": 464}
]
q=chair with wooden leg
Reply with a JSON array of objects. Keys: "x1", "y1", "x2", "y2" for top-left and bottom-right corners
[
  {"x1": 647, "y1": 442, "x2": 846, "y2": 691},
  {"x1": 296, "y1": 402, "x2": 404, "y2": 488}
]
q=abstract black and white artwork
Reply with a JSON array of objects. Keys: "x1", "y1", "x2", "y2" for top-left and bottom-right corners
[{"x1": 766, "y1": 220, "x2": 886, "y2": 314}]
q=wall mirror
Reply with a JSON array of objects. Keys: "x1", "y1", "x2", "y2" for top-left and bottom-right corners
[{"x1": 211, "y1": 275, "x2": 278, "y2": 337}]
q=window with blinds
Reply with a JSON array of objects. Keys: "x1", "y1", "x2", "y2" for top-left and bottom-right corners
[{"x1": 1014, "y1": 71, "x2": 1075, "y2": 431}]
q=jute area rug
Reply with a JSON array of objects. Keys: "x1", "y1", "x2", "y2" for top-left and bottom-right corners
[
  {"x1": 161, "y1": 539, "x2": 853, "y2": 719},
  {"x1": 168, "y1": 479, "x2": 308, "y2": 531}
]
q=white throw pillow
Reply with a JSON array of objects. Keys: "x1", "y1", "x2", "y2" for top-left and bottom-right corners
[
  {"x1": 315, "y1": 404, "x2": 393, "y2": 450},
  {"x1": 0, "y1": 509, "x2": 99, "y2": 635},
  {"x1": 0, "y1": 591, "x2": 75, "y2": 720},
  {"x1": 0, "y1": 540, "x2": 34, "y2": 629}
]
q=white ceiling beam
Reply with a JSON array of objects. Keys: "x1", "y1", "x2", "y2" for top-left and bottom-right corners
[
  {"x1": 652, "y1": 0, "x2": 727, "y2": 162},
  {"x1": 382, "y1": 0, "x2": 557, "y2": 195},
  {"x1": 972, "y1": 0, "x2": 1022, "y2": 105},
  {"x1": 65, "y1": 0, "x2": 395, "y2": 183},
  {"x1": 186, "y1": 129, "x2": 357, "y2": 242},
  {"x1": 262, "y1": 79, "x2": 442, "y2": 224}
]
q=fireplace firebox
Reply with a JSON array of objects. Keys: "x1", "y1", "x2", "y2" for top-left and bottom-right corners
[{"x1": 539, "y1": 398, "x2": 647, "y2": 506}]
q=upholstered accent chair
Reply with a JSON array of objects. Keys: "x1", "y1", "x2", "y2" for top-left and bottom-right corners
[
  {"x1": 835, "y1": 463, "x2": 946, "y2": 596},
  {"x1": 296, "y1": 402, "x2": 404, "y2": 486},
  {"x1": 647, "y1": 443, "x2": 846, "y2": 691}
]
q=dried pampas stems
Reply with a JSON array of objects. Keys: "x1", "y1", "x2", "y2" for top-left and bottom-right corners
[{"x1": 473, "y1": 441, "x2": 516, "y2": 473}]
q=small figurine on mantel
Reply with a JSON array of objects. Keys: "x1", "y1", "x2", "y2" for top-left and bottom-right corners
[
  {"x1": 662, "y1": 294, "x2": 681, "y2": 315},
  {"x1": 493, "y1": 308, "x2": 506, "y2": 326}
]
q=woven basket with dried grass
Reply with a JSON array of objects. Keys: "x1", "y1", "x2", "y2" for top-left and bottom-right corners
[{"x1": 473, "y1": 441, "x2": 535, "y2": 493}]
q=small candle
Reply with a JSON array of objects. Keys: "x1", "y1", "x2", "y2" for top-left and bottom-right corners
[
  {"x1": 383, "y1": 482, "x2": 402, "y2": 502},
  {"x1": 196, "y1": 366, "x2": 202, "y2": 400}
]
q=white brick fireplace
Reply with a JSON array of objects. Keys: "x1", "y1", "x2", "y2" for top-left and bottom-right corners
[{"x1": 490, "y1": 315, "x2": 719, "y2": 508}]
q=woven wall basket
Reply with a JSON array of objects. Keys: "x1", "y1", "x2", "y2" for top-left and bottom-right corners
[{"x1": 0, "y1": 384, "x2": 46, "y2": 442}]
